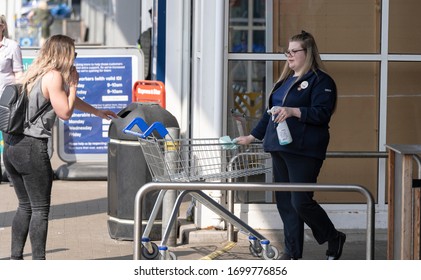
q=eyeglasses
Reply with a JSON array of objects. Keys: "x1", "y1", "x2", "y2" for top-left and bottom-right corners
[
  {"x1": 284, "y1": 49, "x2": 306, "y2": 56},
  {"x1": 74, "y1": 52, "x2": 78, "y2": 58}
]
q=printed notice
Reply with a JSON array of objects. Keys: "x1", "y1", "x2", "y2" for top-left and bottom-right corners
[{"x1": 63, "y1": 56, "x2": 132, "y2": 154}]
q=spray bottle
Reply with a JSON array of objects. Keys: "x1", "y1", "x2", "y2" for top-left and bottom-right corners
[{"x1": 267, "y1": 106, "x2": 293, "y2": 145}]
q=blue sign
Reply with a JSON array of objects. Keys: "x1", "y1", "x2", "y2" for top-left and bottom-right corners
[{"x1": 62, "y1": 56, "x2": 132, "y2": 155}]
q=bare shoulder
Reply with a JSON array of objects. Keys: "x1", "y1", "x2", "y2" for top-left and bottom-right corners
[
  {"x1": 42, "y1": 70, "x2": 64, "y2": 98},
  {"x1": 42, "y1": 70, "x2": 64, "y2": 88},
  {"x1": 43, "y1": 70, "x2": 62, "y2": 81}
]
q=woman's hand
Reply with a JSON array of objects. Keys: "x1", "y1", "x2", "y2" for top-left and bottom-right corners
[
  {"x1": 95, "y1": 109, "x2": 118, "y2": 120},
  {"x1": 235, "y1": 135, "x2": 255, "y2": 145},
  {"x1": 69, "y1": 66, "x2": 79, "y2": 87},
  {"x1": 74, "y1": 97, "x2": 118, "y2": 120},
  {"x1": 272, "y1": 106, "x2": 301, "y2": 123}
]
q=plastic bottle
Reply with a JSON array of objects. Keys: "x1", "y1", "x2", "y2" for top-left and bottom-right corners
[
  {"x1": 276, "y1": 121, "x2": 292, "y2": 145},
  {"x1": 268, "y1": 106, "x2": 293, "y2": 145}
]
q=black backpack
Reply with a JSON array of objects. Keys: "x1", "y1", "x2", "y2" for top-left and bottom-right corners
[{"x1": 0, "y1": 84, "x2": 51, "y2": 135}]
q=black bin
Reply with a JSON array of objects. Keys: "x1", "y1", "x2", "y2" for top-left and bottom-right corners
[{"x1": 107, "y1": 103, "x2": 179, "y2": 240}]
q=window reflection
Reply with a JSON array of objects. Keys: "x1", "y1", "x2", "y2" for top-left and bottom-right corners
[
  {"x1": 387, "y1": 62, "x2": 421, "y2": 144},
  {"x1": 229, "y1": 0, "x2": 266, "y2": 53},
  {"x1": 228, "y1": 60, "x2": 266, "y2": 137}
]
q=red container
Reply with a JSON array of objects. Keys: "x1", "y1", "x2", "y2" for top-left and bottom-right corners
[{"x1": 132, "y1": 80, "x2": 166, "y2": 108}]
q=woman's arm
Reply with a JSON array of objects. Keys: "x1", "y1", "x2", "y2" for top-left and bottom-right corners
[
  {"x1": 45, "y1": 67, "x2": 117, "y2": 120},
  {"x1": 235, "y1": 134, "x2": 255, "y2": 145},
  {"x1": 13, "y1": 42, "x2": 24, "y2": 81},
  {"x1": 299, "y1": 74, "x2": 337, "y2": 125},
  {"x1": 14, "y1": 71, "x2": 23, "y2": 81},
  {"x1": 74, "y1": 97, "x2": 118, "y2": 120},
  {"x1": 43, "y1": 70, "x2": 77, "y2": 120}
]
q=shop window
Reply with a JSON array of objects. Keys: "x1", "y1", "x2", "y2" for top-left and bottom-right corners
[{"x1": 389, "y1": 0, "x2": 421, "y2": 54}]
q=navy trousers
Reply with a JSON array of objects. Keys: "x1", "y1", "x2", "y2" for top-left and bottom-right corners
[{"x1": 271, "y1": 151, "x2": 338, "y2": 259}]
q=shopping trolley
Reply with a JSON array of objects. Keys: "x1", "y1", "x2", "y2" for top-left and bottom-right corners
[{"x1": 123, "y1": 117, "x2": 280, "y2": 260}]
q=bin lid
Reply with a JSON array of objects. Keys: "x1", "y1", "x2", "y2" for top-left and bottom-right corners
[{"x1": 108, "y1": 102, "x2": 179, "y2": 141}]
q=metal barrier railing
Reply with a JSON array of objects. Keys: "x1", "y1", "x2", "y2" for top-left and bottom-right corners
[
  {"x1": 225, "y1": 151, "x2": 388, "y2": 242},
  {"x1": 133, "y1": 182, "x2": 375, "y2": 260},
  {"x1": 227, "y1": 151, "x2": 420, "y2": 247},
  {"x1": 326, "y1": 151, "x2": 388, "y2": 158}
]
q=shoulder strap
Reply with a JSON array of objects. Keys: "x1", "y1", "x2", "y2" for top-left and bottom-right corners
[
  {"x1": 28, "y1": 101, "x2": 51, "y2": 123},
  {"x1": 23, "y1": 82, "x2": 52, "y2": 125}
]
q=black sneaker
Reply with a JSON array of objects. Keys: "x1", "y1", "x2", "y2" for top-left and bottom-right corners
[
  {"x1": 279, "y1": 252, "x2": 298, "y2": 260},
  {"x1": 326, "y1": 231, "x2": 346, "y2": 260}
]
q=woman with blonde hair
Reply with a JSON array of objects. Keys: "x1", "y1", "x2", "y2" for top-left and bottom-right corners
[
  {"x1": 4, "y1": 34, "x2": 117, "y2": 260},
  {"x1": 236, "y1": 31, "x2": 344, "y2": 260}
]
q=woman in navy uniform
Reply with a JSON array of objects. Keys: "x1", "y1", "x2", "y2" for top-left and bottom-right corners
[{"x1": 236, "y1": 31, "x2": 345, "y2": 260}]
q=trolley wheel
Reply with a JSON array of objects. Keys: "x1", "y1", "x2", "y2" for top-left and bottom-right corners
[
  {"x1": 248, "y1": 244, "x2": 263, "y2": 257},
  {"x1": 262, "y1": 245, "x2": 279, "y2": 260},
  {"x1": 141, "y1": 242, "x2": 159, "y2": 259},
  {"x1": 159, "y1": 251, "x2": 177, "y2": 260}
]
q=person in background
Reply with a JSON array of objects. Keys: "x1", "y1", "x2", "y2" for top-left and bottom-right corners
[
  {"x1": 235, "y1": 30, "x2": 345, "y2": 260},
  {"x1": 0, "y1": 15, "x2": 24, "y2": 186},
  {"x1": 27, "y1": 0, "x2": 53, "y2": 46},
  {"x1": 4, "y1": 34, "x2": 118, "y2": 260}
]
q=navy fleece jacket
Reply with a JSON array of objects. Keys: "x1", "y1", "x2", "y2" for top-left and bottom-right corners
[{"x1": 251, "y1": 69, "x2": 337, "y2": 160}]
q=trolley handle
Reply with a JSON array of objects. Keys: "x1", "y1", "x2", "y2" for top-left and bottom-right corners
[{"x1": 123, "y1": 117, "x2": 169, "y2": 138}]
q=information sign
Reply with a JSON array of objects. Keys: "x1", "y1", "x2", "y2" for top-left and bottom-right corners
[
  {"x1": 21, "y1": 47, "x2": 144, "y2": 163},
  {"x1": 58, "y1": 47, "x2": 143, "y2": 162}
]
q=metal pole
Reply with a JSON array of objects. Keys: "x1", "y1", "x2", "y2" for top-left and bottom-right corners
[
  {"x1": 161, "y1": 127, "x2": 179, "y2": 246},
  {"x1": 227, "y1": 189, "x2": 235, "y2": 242}
]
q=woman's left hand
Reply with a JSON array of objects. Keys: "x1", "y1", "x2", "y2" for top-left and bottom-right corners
[
  {"x1": 273, "y1": 107, "x2": 301, "y2": 123},
  {"x1": 96, "y1": 110, "x2": 118, "y2": 120},
  {"x1": 273, "y1": 107, "x2": 291, "y2": 123}
]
